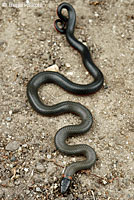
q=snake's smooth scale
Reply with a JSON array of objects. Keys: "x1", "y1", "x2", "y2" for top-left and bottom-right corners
[{"x1": 27, "y1": 2, "x2": 104, "y2": 194}]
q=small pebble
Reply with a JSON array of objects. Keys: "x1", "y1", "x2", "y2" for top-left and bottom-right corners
[
  {"x1": 15, "y1": 180, "x2": 20, "y2": 185},
  {"x1": 22, "y1": 144, "x2": 27, "y2": 148},
  {"x1": 36, "y1": 187, "x2": 42, "y2": 192},
  {"x1": 89, "y1": 19, "x2": 93, "y2": 23},
  {"x1": 53, "y1": 183, "x2": 58, "y2": 189},
  {"x1": 47, "y1": 154, "x2": 51, "y2": 159},
  {"x1": 102, "y1": 179, "x2": 108, "y2": 185},
  {"x1": 45, "y1": 64, "x2": 59, "y2": 72},
  {"x1": 103, "y1": 83, "x2": 108, "y2": 89},
  {"x1": 66, "y1": 71, "x2": 73, "y2": 76},
  {"x1": 72, "y1": 157, "x2": 76, "y2": 162},
  {"x1": 83, "y1": 42, "x2": 87, "y2": 46},
  {"x1": 10, "y1": 164, "x2": 13, "y2": 168},
  {"x1": 6, "y1": 117, "x2": 12, "y2": 122},
  {"x1": 95, "y1": 12, "x2": 99, "y2": 17},
  {"x1": 25, "y1": 190, "x2": 30, "y2": 195},
  {"x1": 24, "y1": 168, "x2": 29, "y2": 172},
  {"x1": 65, "y1": 63, "x2": 71, "y2": 68},
  {"x1": 109, "y1": 142, "x2": 114, "y2": 147},
  {"x1": 98, "y1": 135, "x2": 105, "y2": 140},
  {"x1": 36, "y1": 163, "x2": 45, "y2": 173},
  {"x1": 46, "y1": 163, "x2": 56, "y2": 174},
  {"x1": 9, "y1": 110, "x2": 12, "y2": 115},
  {"x1": 5, "y1": 141, "x2": 20, "y2": 151},
  {"x1": 98, "y1": 192, "x2": 101, "y2": 196},
  {"x1": 10, "y1": 156, "x2": 16, "y2": 162}
]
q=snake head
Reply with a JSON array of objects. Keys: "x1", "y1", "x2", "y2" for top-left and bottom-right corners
[{"x1": 61, "y1": 177, "x2": 71, "y2": 194}]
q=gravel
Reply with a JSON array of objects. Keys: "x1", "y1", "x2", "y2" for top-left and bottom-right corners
[{"x1": 0, "y1": 0, "x2": 134, "y2": 199}]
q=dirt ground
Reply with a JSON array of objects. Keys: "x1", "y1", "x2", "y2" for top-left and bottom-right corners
[{"x1": 0, "y1": 0, "x2": 134, "y2": 199}]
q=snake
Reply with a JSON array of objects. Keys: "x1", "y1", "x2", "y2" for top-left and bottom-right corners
[{"x1": 27, "y1": 2, "x2": 104, "y2": 194}]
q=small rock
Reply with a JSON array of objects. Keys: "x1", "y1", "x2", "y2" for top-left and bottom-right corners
[
  {"x1": 0, "y1": 189, "x2": 4, "y2": 198},
  {"x1": 25, "y1": 190, "x2": 30, "y2": 195},
  {"x1": 47, "y1": 154, "x2": 51, "y2": 159},
  {"x1": 108, "y1": 142, "x2": 114, "y2": 147},
  {"x1": 95, "y1": 12, "x2": 99, "y2": 17},
  {"x1": 45, "y1": 64, "x2": 59, "y2": 72},
  {"x1": 98, "y1": 135, "x2": 105, "y2": 140},
  {"x1": 66, "y1": 71, "x2": 73, "y2": 76},
  {"x1": 98, "y1": 192, "x2": 101, "y2": 196},
  {"x1": 15, "y1": 180, "x2": 20, "y2": 185},
  {"x1": 5, "y1": 141, "x2": 20, "y2": 151},
  {"x1": 6, "y1": 117, "x2": 12, "y2": 122},
  {"x1": 22, "y1": 144, "x2": 27, "y2": 148},
  {"x1": 36, "y1": 163, "x2": 45, "y2": 173},
  {"x1": 46, "y1": 163, "x2": 56, "y2": 174},
  {"x1": 53, "y1": 183, "x2": 58, "y2": 189},
  {"x1": 89, "y1": 19, "x2": 93, "y2": 23},
  {"x1": 10, "y1": 156, "x2": 16, "y2": 162},
  {"x1": 24, "y1": 168, "x2": 29, "y2": 172},
  {"x1": 36, "y1": 187, "x2": 42, "y2": 192},
  {"x1": 9, "y1": 164, "x2": 13, "y2": 168},
  {"x1": 38, "y1": 27, "x2": 42, "y2": 31},
  {"x1": 0, "y1": 40, "x2": 7, "y2": 51},
  {"x1": 103, "y1": 83, "x2": 108, "y2": 89},
  {"x1": 102, "y1": 179, "x2": 108, "y2": 185},
  {"x1": 72, "y1": 157, "x2": 76, "y2": 162},
  {"x1": 42, "y1": 53, "x2": 49, "y2": 59},
  {"x1": 65, "y1": 63, "x2": 71, "y2": 68},
  {"x1": 9, "y1": 110, "x2": 12, "y2": 115},
  {"x1": 83, "y1": 42, "x2": 87, "y2": 46}
]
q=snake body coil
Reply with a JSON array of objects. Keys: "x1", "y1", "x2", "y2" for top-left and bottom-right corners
[{"x1": 27, "y1": 2, "x2": 104, "y2": 194}]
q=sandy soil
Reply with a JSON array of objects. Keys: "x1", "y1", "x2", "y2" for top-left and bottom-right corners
[{"x1": 0, "y1": 0, "x2": 134, "y2": 199}]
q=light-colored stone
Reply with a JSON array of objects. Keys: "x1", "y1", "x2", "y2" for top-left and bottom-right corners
[
  {"x1": 65, "y1": 63, "x2": 71, "y2": 68},
  {"x1": 5, "y1": 141, "x2": 20, "y2": 151},
  {"x1": 36, "y1": 163, "x2": 45, "y2": 173},
  {"x1": 45, "y1": 64, "x2": 59, "y2": 72}
]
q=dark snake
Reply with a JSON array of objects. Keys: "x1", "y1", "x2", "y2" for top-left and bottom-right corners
[{"x1": 27, "y1": 2, "x2": 104, "y2": 194}]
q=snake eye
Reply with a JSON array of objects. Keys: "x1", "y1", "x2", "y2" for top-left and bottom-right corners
[
  {"x1": 54, "y1": 19, "x2": 66, "y2": 34},
  {"x1": 61, "y1": 177, "x2": 71, "y2": 194}
]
